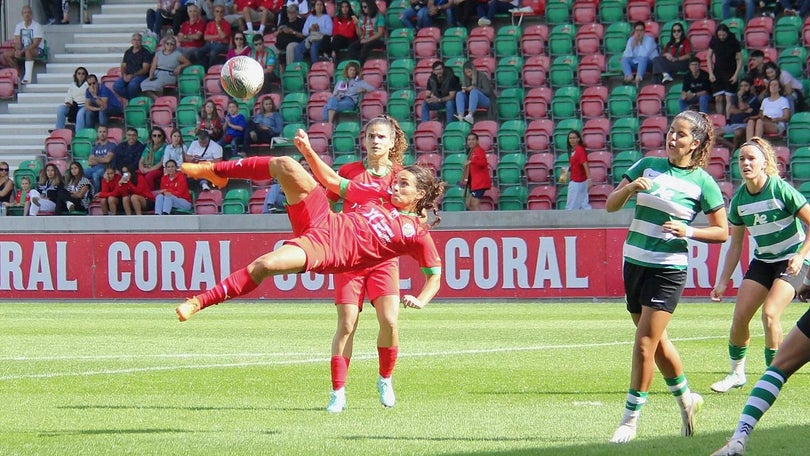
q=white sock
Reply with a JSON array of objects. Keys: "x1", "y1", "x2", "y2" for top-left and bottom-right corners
[
  {"x1": 731, "y1": 357, "x2": 746, "y2": 376},
  {"x1": 24, "y1": 60, "x2": 34, "y2": 81},
  {"x1": 246, "y1": 22, "x2": 254, "y2": 32},
  {"x1": 257, "y1": 24, "x2": 265, "y2": 35}
]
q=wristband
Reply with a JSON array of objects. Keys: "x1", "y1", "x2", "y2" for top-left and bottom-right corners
[
  {"x1": 684, "y1": 226, "x2": 695, "y2": 238},
  {"x1": 803, "y1": 276, "x2": 810, "y2": 287}
]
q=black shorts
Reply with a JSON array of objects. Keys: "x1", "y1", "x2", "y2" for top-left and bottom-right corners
[
  {"x1": 623, "y1": 261, "x2": 686, "y2": 314},
  {"x1": 745, "y1": 258, "x2": 809, "y2": 296},
  {"x1": 796, "y1": 307, "x2": 810, "y2": 338},
  {"x1": 469, "y1": 189, "x2": 486, "y2": 199}
]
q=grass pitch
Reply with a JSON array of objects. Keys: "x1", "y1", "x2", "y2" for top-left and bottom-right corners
[{"x1": 1, "y1": 301, "x2": 809, "y2": 455}]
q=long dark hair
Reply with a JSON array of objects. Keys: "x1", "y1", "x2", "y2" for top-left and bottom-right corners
[
  {"x1": 404, "y1": 165, "x2": 446, "y2": 227},
  {"x1": 361, "y1": 0, "x2": 378, "y2": 17},
  {"x1": 65, "y1": 161, "x2": 86, "y2": 187},
  {"x1": 73, "y1": 66, "x2": 88, "y2": 86},
  {"x1": 337, "y1": 0, "x2": 355, "y2": 20},
  {"x1": 674, "y1": 111, "x2": 715, "y2": 170},
  {"x1": 665, "y1": 22, "x2": 686, "y2": 48}
]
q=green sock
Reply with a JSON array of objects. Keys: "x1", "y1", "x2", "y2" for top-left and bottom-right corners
[
  {"x1": 733, "y1": 366, "x2": 786, "y2": 440},
  {"x1": 764, "y1": 348, "x2": 777, "y2": 366},
  {"x1": 729, "y1": 344, "x2": 748, "y2": 360}
]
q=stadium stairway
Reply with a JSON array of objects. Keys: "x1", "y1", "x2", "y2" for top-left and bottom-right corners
[{"x1": 0, "y1": 0, "x2": 151, "y2": 171}]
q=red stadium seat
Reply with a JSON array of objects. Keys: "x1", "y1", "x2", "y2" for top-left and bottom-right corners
[
  {"x1": 306, "y1": 122, "x2": 333, "y2": 155},
  {"x1": 0, "y1": 68, "x2": 18, "y2": 99},
  {"x1": 521, "y1": 55, "x2": 550, "y2": 88},
  {"x1": 194, "y1": 189, "x2": 223, "y2": 214},
  {"x1": 307, "y1": 61, "x2": 335, "y2": 93},
  {"x1": 688, "y1": 19, "x2": 716, "y2": 52},
  {"x1": 572, "y1": 0, "x2": 598, "y2": 24},
  {"x1": 45, "y1": 129, "x2": 73, "y2": 161},
  {"x1": 579, "y1": 85, "x2": 608, "y2": 119},
  {"x1": 639, "y1": 116, "x2": 668, "y2": 151},
  {"x1": 575, "y1": 23, "x2": 603, "y2": 55},
  {"x1": 582, "y1": 118, "x2": 610, "y2": 152},
  {"x1": 306, "y1": 91, "x2": 331, "y2": 125},
  {"x1": 683, "y1": 0, "x2": 709, "y2": 20},
  {"x1": 361, "y1": 58, "x2": 388, "y2": 89},
  {"x1": 204, "y1": 64, "x2": 224, "y2": 97},
  {"x1": 413, "y1": 58, "x2": 440, "y2": 91},
  {"x1": 150, "y1": 96, "x2": 178, "y2": 130},
  {"x1": 416, "y1": 152, "x2": 442, "y2": 177},
  {"x1": 525, "y1": 119, "x2": 554, "y2": 153},
  {"x1": 626, "y1": 0, "x2": 651, "y2": 22},
  {"x1": 708, "y1": 146, "x2": 730, "y2": 180},
  {"x1": 525, "y1": 152, "x2": 555, "y2": 184},
  {"x1": 587, "y1": 150, "x2": 612, "y2": 184},
  {"x1": 472, "y1": 120, "x2": 498, "y2": 153},
  {"x1": 527, "y1": 184, "x2": 556, "y2": 210},
  {"x1": 473, "y1": 56, "x2": 497, "y2": 78},
  {"x1": 413, "y1": 121, "x2": 443, "y2": 154},
  {"x1": 467, "y1": 26, "x2": 494, "y2": 58},
  {"x1": 524, "y1": 86, "x2": 552, "y2": 120},
  {"x1": 413, "y1": 27, "x2": 441, "y2": 59},
  {"x1": 520, "y1": 24, "x2": 548, "y2": 57},
  {"x1": 718, "y1": 180, "x2": 734, "y2": 205},
  {"x1": 360, "y1": 90, "x2": 388, "y2": 121},
  {"x1": 588, "y1": 184, "x2": 613, "y2": 209},
  {"x1": 637, "y1": 84, "x2": 665, "y2": 117},
  {"x1": 577, "y1": 53, "x2": 605, "y2": 87},
  {"x1": 248, "y1": 188, "x2": 269, "y2": 214},
  {"x1": 744, "y1": 17, "x2": 774, "y2": 50}
]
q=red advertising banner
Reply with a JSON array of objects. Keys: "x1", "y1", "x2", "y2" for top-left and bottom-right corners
[{"x1": 0, "y1": 229, "x2": 751, "y2": 300}]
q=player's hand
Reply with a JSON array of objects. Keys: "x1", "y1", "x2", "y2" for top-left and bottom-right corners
[
  {"x1": 631, "y1": 177, "x2": 653, "y2": 193},
  {"x1": 662, "y1": 220, "x2": 689, "y2": 238},
  {"x1": 710, "y1": 284, "x2": 725, "y2": 302},
  {"x1": 402, "y1": 295, "x2": 424, "y2": 309},
  {"x1": 293, "y1": 129, "x2": 313, "y2": 154},
  {"x1": 786, "y1": 256, "x2": 803, "y2": 277}
]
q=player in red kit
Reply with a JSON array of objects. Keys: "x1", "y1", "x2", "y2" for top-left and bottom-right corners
[{"x1": 176, "y1": 127, "x2": 444, "y2": 331}]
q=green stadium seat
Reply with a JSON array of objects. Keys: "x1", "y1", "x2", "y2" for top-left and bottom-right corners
[
  {"x1": 497, "y1": 154, "x2": 527, "y2": 185},
  {"x1": 445, "y1": 56, "x2": 468, "y2": 81},
  {"x1": 386, "y1": 0, "x2": 408, "y2": 30},
  {"x1": 177, "y1": 96, "x2": 203, "y2": 129},
  {"x1": 442, "y1": 122, "x2": 472, "y2": 154},
  {"x1": 608, "y1": 85, "x2": 637, "y2": 118},
  {"x1": 654, "y1": 0, "x2": 680, "y2": 22},
  {"x1": 546, "y1": 0, "x2": 572, "y2": 25},
  {"x1": 124, "y1": 95, "x2": 152, "y2": 130},
  {"x1": 551, "y1": 86, "x2": 581, "y2": 120},
  {"x1": 279, "y1": 92, "x2": 307, "y2": 123},
  {"x1": 788, "y1": 112, "x2": 810, "y2": 148},
  {"x1": 281, "y1": 61, "x2": 309, "y2": 94},
  {"x1": 222, "y1": 188, "x2": 250, "y2": 214},
  {"x1": 791, "y1": 146, "x2": 810, "y2": 182},
  {"x1": 494, "y1": 56, "x2": 523, "y2": 89},
  {"x1": 332, "y1": 121, "x2": 362, "y2": 155},
  {"x1": 441, "y1": 27, "x2": 468, "y2": 58},
  {"x1": 774, "y1": 15, "x2": 802, "y2": 48},
  {"x1": 332, "y1": 153, "x2": 360, "y2": 171},
  {"x1": 778, "y1": 47, "x2": 807, "y2": 79},
  {"x1": 665, "y1": 82, "x2": 684, "y2": 116},
  {"x1": 387, "y1": 58, "x2": 415, "y2": 91},
  {"x1": 604, "y1": 22, "x2": 631, "y2": 56},
  {"x1": 498, "y1": 185, "x2": 529, "y2": 210},
  {"x1": 610, "y1": 117, "x2": 640, "y2": 151},
  {"x1": 441, "y1": 186, "x2": 466, "y2": 211},
  {"x1": 612, "y1": 150, "x2": 643, "y2": 184},
  {"x1": 599, "y1": 0, "x2": 626, "y2": 23},
  {"x1": 178, "y1": 64, "x2": 205, "y2": 98},
  {"x1": 497, "y1": 120, "x2": 527, "y2": 154},
  {"x1": 548, "y1": 23, "x2": 575, "y2": 57},
  {"x1": 387, "y1": 89, "x2": 415, "y2": 122},
  {"x1": 441, "y1": 153, "x2": 468, "y2": 185},
  {"x1": 494, "y1": 25, "x2": 522, "y2": 57},
  {"x1": 553, "y1": 119, "x2": 582, "y2": 153},
  {"x1": 549, "y1": 54, "x2": 578, "y2": 88},
  {"x1": 387, "y1": 28, "x2": 414, "y2": 60},
  {"x1": 497, "y1": 87, "x2": 525, "y2": 121}
]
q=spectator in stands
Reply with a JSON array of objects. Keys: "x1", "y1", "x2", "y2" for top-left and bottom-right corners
[
  {"x1": 147, "y1": 0, "x2": 178, "y2": 37},
  {"x1": 779, "y1": 0, "x2": 810, "y2": 17},
  {"x1": 716, "y1": 77, "x2": 760, "y2": 151},
  {"x1": 196, "y1": 100, "x2": 224, "y2": 140},
  {"x1": 114, "y1": 33, "x2": 153, "y2": 100},
  {"x1": 140, "y1": 126, "x2": 168, "y2": 190},
  {"x1": 154, "y1": 160, "x2": 193, "y2": 214},
  {"x1": 322, "y1": 62, "x2": 375, "y2": 124},
  {"x1": 429, "y1": 0, "x2": 457, "y2": 27},
  {"x1": 87, "y1": 125, "x2": 117, "y2": 192},
  {"x1": 746, "y1": 78, "x2": 791, "y2": 140},
  {"x1": 96, "y1": 165, "x2": 123, "y2": 215},
  {"x1": 652, "y1": 22, "x2": 692, "y2": 84},
  {"x1": 113, "y1": 127, "x2": 146, "y2": 176},
  {"x1": 323, "y1": 1, "x2": 359, "y2": 63},
  {"x1": 0, "y1": 6, "x2": 45, "y2": 85},
  {"x1": 172, "y1": 0, "x2": 199, "y2": 34},
  {"x1": 27, "y1": 163, "x2": 65, "y2": 216},
  {"x1": 55, "y1": 66, "x2": 88, "y2": 130},
  {"x1": 200, "y1": 0, "x2": 228, "y2": 19},
  {"x1": 764, "y1": 61, "x2": 805, "y2": 112},
  {"x1": 79, "y1": 74, "x2": 124, "y2": 132},
  {"x1": 745, "y1": 49, "x2": 767, "y2": 98},
  {"x1": 249, "y1": 32, "x2": 279, "y2": 92},
  {"x1": 5, "y1": 175, "x2": 30, "y2": 214},
  {"x1": 0, "y1": 161, "x2": 14, "y2": 210},
  {"x1": 722, "y1": 0, "x2": 756, "y2": 22},
  {"x1": 184, "y1": 130, "x2": 224, "y2": 191},
  {"x1": 219, "y1": 100, "x2": 247, "y2": 158},
  {"x1": 621, "y1": 21, "x2": 658, "y2": 85},
  {"x1": 270, "y1": 4, "x2": 306, "y2": 66},
  {"x1": 262, "y1": 181, "x2": 287, "y2": 213},
  {"x1": 460, "y1": 133, "x2": 491, "y2": 211},
  {"x1": 558, "y1": 130, "x2": 592, "y2": 210},
  {"x1": 119, "y1": 165, "x2": 156, "y2": 215},
  {"x1": 196, "y1": 5, "x2": 232, "y2": 68},
  {"x1": 226, "y1": 31, "x2": 253, "y2": 60},
  {"x1": 294, "y1": 0, "x2": 333, "y2": 63},
  {"x1": 476, "y1": 0, "x2": 518, "y2": 26},
  {"x1": 286, "y1": 0, "x2": 309, "y2": 16},
  {"x1": 141, "y1": 36, "x2": 192, "y2": 100},
  {"x1": 707, "y1": 24, "x2": 743, "y2": 118},
  {"x1": 176, "y1": 4, "x2": 207, "y2": 58},
  {"x1": 60, "y1": 0, "x2": 92, "y2": 25},
  {"x1": 60, "y1": 161, "x2": 92, "y2": 213},
  {"x1": 454, "y1": 61, "x2": 493, "y2": 124},
  {"x1": 234, "y1": 0, "x2": 281, "y2": 36},
  {"x1": 43, "y1": 0, "x2": 62, "y2": 25},
  {"x1": 348, "y1": 0, "x2": 385, "y2": 65},
  {"x1": 680, "y1": 58, "x2": 712, "y2": 114},
  {"x1": 400, "y1": 0, "x2": 430, "y2": 30},
  {"x1": 451, "y1": 0, "x2": 476, "y2": 27},
  {"x1": 244, "y1": 96, "x2": 283, "y2": 149},
  {"x1": 421, "y1": 60, "x2": 461, "y2": 125},
  {"x1": 163, "y1": 128, "x2": 187, "y2": 166}
]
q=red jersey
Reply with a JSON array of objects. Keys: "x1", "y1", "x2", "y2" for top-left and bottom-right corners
[
  {"x1": 467, "y1": 145, "x2": 491, "y2": 192},
  {"x1": 332, "y1": 16, "x2": 358, "y2": 40},
  {"x1": 159, "y1": 173, "x2": 192, "y2": 202},
  {"x1": 97, "y1": 174, "x2": 123, "y2": 198},
  {"x1": 569, "y1": 144, "x2": 589, "y2": 183},
  {"x1": 286, "y1": 185, "x2": 441, "y2": 276},
  {"x1": 327, "y1": 160, "x2": 402, "y2": 212},
  {"x1": 122, "y1": 176, "x2": 156, "y2": 201},
  {"x1": 179, "y1": 18, "x2": 206, "y2": 48},
  {"x1": 204, "y1": 20, "x2": 232, "y2": 45},
  {"x1": 233, "y1": 0, "x2": 257, "y2": 13}
]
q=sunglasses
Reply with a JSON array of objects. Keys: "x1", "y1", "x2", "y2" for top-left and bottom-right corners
[
  {"x1": 0, "y1": 168, "x2": 8, "y2": 172},
  {"x1": 152, "y1": 133, "x2": 164, "y2": 138},
  {"x1": 88, "y1": 82, "x2": 97, "y2": 86}
]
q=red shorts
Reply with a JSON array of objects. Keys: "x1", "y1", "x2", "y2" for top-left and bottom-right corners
[
  {"x1": 284, "y1": 186, "x2": 333, "y2": 272},
  {"x1": 333, "y1": 258, "x2": 399, "y2": 310}
]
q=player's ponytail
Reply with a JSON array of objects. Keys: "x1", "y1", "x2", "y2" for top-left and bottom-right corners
[{"x1": 405, "y1": 165, "x2": 446, "y2": 228}]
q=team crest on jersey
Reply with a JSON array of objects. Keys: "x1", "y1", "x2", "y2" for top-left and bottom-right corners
[{"x1": 402, "y1": 222, "x2": 416, "y2": 238}]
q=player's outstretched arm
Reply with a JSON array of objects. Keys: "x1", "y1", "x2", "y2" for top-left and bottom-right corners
[
  {"x1": 293, "y1": 129, "x2": 342, "y2": 194},
  {"x1": 403, "y1": 274, "x2": 441, "y2": 309}
]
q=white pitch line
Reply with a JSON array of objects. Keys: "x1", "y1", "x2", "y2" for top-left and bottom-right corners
[
  {"x1": 0, "y1": 352, "x2": 318, "y2": 362},
  {"x1": 0, "y1": 334, "x2": 739, "y2": 381}
]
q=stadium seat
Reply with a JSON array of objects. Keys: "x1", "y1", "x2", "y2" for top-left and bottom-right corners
[
  {"x1": 551, "y1": 86, "x2": 581, "y2": 120},
  {"x1": 788, "y1": 112, "x2": 810, "y2": 148},
  {"x1": 414, "y1": 27, "x2": 441, "y2": 59},
  {"x1": 527, "y1": 184, "x2": 556, "y2": 210},
  {"x1": 587, "y1": 150, "x2": 612, "y2": 184},
  {"x1": 577, "y1": 53, "x2": 606, "y2": 87},
  {"x1": 387, "y1": 58, "x2": 415, "y2": 91},
  {"x1": 708, "y1": 146, "x2": 730, "y2": 181},
  {"x1": 604, "y1": 22, "x2": 632, "y2": 56},
  {"x1": 222, "y1": 188, "x2": 250, "y2": 214},
  {"x1": 387, "y1": 89, "x2": 415, "y2": 122},
  {"x1": 0, "y1": 68, "x2": 17, "y2": 99},
  {"x1": 637, "y1": 84, "x2": 665, "y2": 117},
  {"x1": 281, "y1": 61, "x2": 309, "y2": 94},
  {"x1": 549, "y1": 54, "x2": 578, "y2": 88},
  {"x1": 575, "y1": 23, "x2": 603, "y2": 55},
  {"x1": 414, "y1": 57, "x2": 440, "y2": 91},
  {"x1": 520, "y1": 24, "x2": 548, "y2": 57},
  {"x1": 444, "y1": 56, "x2": 468, "y2": 81},
  {"x1": 548, "y1": 23, "x2": 576, "y2": 57},
  {"x1": 203, "y1": 65, "x2": 224, "y2": 97},
  {"x1": 639, "y1": 115, "x2": 668, "y2": 151},
  {"x1": 248, "y1": 187, "x2": 270, "y2": 214},
  {"x1": 332, "y1": 121, "x2": 362, "y2": 155},
  {"x1": 498, "y1": 185, "x2": 529, "y2": 210},
  {"x1": 626, "y1": 0, "x2": 651, "y2": 21},
  {"x1": 521, "y1": 55, "x2": 550, "y2": 88},
  {"x1": 45, "y1": 129, "x2": 73, "y2": 162},
  {"x1": 774, "y1": 15, "x2": 802, "y2": 49},
  {"x1": 414, "y1": 121, "x2": 443, "y2": 155},
  {"x1": 791, "y1": 146, "x2": 810, "y2": 182},
  {"x1": 803, "y1": 16, "x2": 810, "y2": 47},
  {"x1": 359, "y1": 90, "x2": 388, "y2": 121},
  {"x1": 498, "y1": 153, "x2": 528, "y2": 185},
  {"x1": 150, "y1": 96, "x2": 178, "y2": 131},
  {"x1": 473, "y1": 56, "x2": 497, "y2": 77},
  {"x1": 494, "y1": 25, "x2": 522, "y2": 58},
  {"x1": 472, "y1": 120, "x2": 498, "y2": 153},
  {"x1": 441, "y1": 153, "x2": 468, "y2": 185},
  {"x1": 525, "y1": 119, "x2": 555, "y2": 153},
  {"x1": 176, "y1": 96, "x2": 203, "y2": 129},
  {"x1": 332, "y1": 153, "x2": 360, "y2": 171},
  {"x1": 608, "y1": 85, "x2": 637, "y2": 118},
  {"x1": 545, "y1": 0, "x2": 572, "y2": 25},
  {"x1": 495, "y1": 87, "x2": 524, "y2": 121},
  {"x1": 580, "y1": 85, "x2": 608, "y2": 119},
  {"x1": 572, "y1": 0, "x2": 598, "y2": 24},
  {"x1": 524, "y1": 86, "x2": 552, "y2": 121},
  {"x1": 385, "y1": 0, "x2": 408, "y2": 30},
  {"x1": 610, "y1": 117, "x2": 640, "y2": 151},
  {"x1": 416, "y1": 152, "x2": 442, "y2": 177},
  {"x1": 360, "y1": 59, "x2": 388, "y2": 90},
  {"x1": 494, "y1": 56, "x2": 523, "y2": 89},
  {"x1": 124, "y1": 96, "x2": 152, "y2": 130},
  {"x1": 441, "y1": 186, "x2": 466, "y2": 211},
  {"x1": 306, "y1": 122, "x2": 333, "y2": 155},
  {"x1": 497, "y1": 120, "x2": 526, "y2": 154},
  {"x1": 194, "y1": 189, "x2": 223, "y2": 215},
  {"x1": 439, "y1": 27, "x2": 468, "y2": 59},
  {"x1": 553, "y1": 118, "x2": 583, "y2": 153},
  {"x1": 178, "y1": 64, "x2": 204, "y2": 98},
  {"x1": 581, "y1": 118, "x2": 610, "y2": 151},
  {"x1": 654, "y1": 0, "x2": 680, "y2": 22},
  {"x1": 682, "y1": 0, "x2": 708, "y2": 20},
  {"x1": 525, "y1": 152, "x2": 555, "y2": 184},
  {"x1": 442, "y1": 122, "x2": 472, "y2": 155},
  {"x1": 279, "y1": 92, "x2": 308, "y2": 123},
  {"x1": 588, "y1": 184, "x2": 614, "y2": 209},
  {"x1": 467, "y1": 26, "x2": 494, "y2": 59},
  {"x1": 306, "y1": 91, "x2": 331, "y2": 125},
  {"x1": 778, "y1": 46, "x2": 807, "y2": 79},
  {"x1": 307, "y1": 61, "x2": 335, "y2": 93},
  {"x1": 598, "y1": 0, "x2": 626, "y2": 23},
  {"x1": 688, "y1": 19, "x2": 716, "y2": 52},
  {"x1": 744, "y1": 16, "x2": 774, "y2": 50},
  {"x1": 612, "y1": 150, "x2": 642, "y2": 184}
]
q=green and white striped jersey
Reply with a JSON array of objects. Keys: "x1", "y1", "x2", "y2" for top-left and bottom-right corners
[
  {"x1": 623, "y1": 157, "x2": 725, "y2": 269},
  {"x1": 728, "y1": 176, "x2": 808, "y2": 263}
]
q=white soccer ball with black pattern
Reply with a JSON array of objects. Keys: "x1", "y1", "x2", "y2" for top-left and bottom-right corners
[{"x1": 220, "y1": 55, "x2": 264, "y2": 100}]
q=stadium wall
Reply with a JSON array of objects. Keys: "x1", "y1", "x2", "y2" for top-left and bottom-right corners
[{"x1": 0, "y1": 211, "x2": 749, "y2": 300}]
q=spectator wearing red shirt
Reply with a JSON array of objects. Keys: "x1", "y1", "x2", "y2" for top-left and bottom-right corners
[
  {"x1": 154, "y1": 160, "x2": 193, "y2": 214},
  {"x1": 559, "y1": 130, "x2": 592, "y2": 210},
  {"x1": 322, "y1": 0, "x2": 359, "y2": 62},
  {"x1": 461, "y1": 133, "x2": 491, "y2": 211},
  {"x1": 96, "y1": 165, "x2": 124, "y2": 215},
  {"x1": 652, "y1": 22, "x2": 692, "y2": 84},
  {"x1": 195, "y1": 5, "x2": 232, "y2": 68},
  {"x1": 176, "y1": 4, "x2": 206, "y2": 57}
]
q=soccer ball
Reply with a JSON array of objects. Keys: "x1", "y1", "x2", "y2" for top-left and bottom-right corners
[{"x1": 220, "y1": 56, "x2": 264, "y2": 100}]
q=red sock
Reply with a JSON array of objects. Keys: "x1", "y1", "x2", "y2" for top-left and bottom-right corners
[
  {"x1": 330, "y1": 355, "x2": 349, "y2": 390},
  {"x1": 377, "y1": 346, "x2": 398, "y2": 378},
  {"x1": 197, "y1": 267, "x2": 259, "y2": 310},
  {"x1": 214, "y1": 156, "x2": 274, "y2": 180}
]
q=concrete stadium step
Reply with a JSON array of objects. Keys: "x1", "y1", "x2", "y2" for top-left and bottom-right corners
[
  {"x1": 0, "y1": 146, "x2": 47, "y2": 157},
  {"x1": 17, "y1": 92, "x2": 65, "y2": 104},
  {"x1": 45, "y1": 63, "x2": 118, "y2": 75},
  {"x1": 37, "y1": 73, "x2": 85, "y2": 85},
  {"x1": 8, "y1": 102, "x2": 64, "y2": 115},
  {"x1": 0, "y1": 114, "x2": 55, "y2": 125},
  {"x1": 57, "y1": 48, "x2": 125, "y2": 60},
  {"x1": 0, "y1": 132, "x2": 51, "y2": 146},
  {"x1": 71, "y1": 32, "x2": 138, "y2": 45},
  {"x1": 0, "y1": 123, "x2": 53, "y2": 134},
  {"x1": 92, "y1": 13, "x2": 151, "y2": 25},
  {"x1": 21, "y1": 83, "x2": 72, "y2": 93}
]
